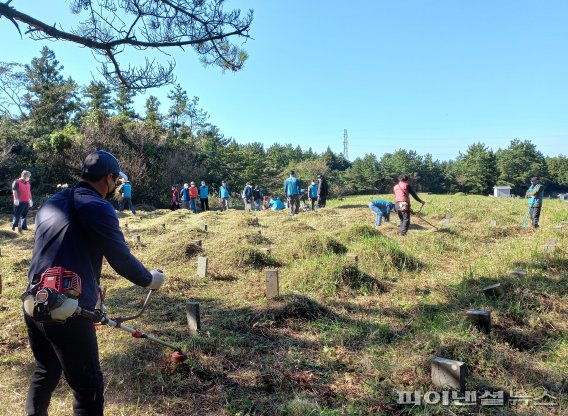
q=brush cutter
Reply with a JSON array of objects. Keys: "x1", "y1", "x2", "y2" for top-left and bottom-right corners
[{"x1": 75, "y1": 289, "x2": 189, "y2": 363}]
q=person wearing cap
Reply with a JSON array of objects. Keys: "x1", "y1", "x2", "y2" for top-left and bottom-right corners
[
  {"x1": 198, "y1": 180, "x2": 209, "y2": 211},
  {"x1": 180, "y1": 183, "x2": 190, "y2": 210},
  {"x1": 242, "y1": 182, "x2": 253, "y2": 211},
  {"x1": 393, "y1": 173, "x2": 425, "y2": 236},
  {"x1": 525, "y1": 176, "x2": 544, "y2": 228},
  {"x1": 219, "y1": 180, "x2": 230, "y2": 211},
  {"x1": 369, "y1": 199, "x2": 394, "y2": 226},
  {"x1": 284, "y1": 171, "x2": 301, "y2": 215},
  {"x1": 117, "y1": 177, "x2": 137, "y2": 214},
  {"x1": 22, "y1": 150, "x2": 166, "y2": 415},
  {"x1": 189, "y1": 181, "x2": 198, "y2": 213},
  {"x1": 12, "y1": 170, "x2": 33, "y2": 233},
  {"x1": 317, "y1": 174, "x2": 329, "y2": 208}
]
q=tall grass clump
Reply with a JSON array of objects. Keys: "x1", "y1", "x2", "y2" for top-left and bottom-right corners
[
  {"x1": 290, "y1": 234, "x2": 347, "y2": 259},
  {"x1": 231, "y1": 245, "x2": 280, "y2": 269}
]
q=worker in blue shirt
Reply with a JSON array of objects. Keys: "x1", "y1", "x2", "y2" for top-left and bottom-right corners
[
  {"x1": 118, "y1": 178, "x2": 136, "y2": 214},
  {"x1": 308, "y1": 180, "x2": 318, "y2": 211},
  {"x1": 369, "y1": 199, "x2": 394, "y2": 226},
  {"x1": 23, "y1": 150, "x2": 166, "y2": 415},
  {"x1": 268, "y1": 196, "x2": 285, "y2": 211},
  {"x1": 525, "y1": 176, "x2": 544, "y2": 228},
  {"x1": 219, "y1": 180, "x2": 230, "y2": 211},
  {"x1": 284, "y1": 170, "x2": 301, "y2": 215},
  {"x1": 199, "y1": 180, "x2": 209, "y2": 211}
]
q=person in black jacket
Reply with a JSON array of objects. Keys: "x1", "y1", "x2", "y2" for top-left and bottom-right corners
[
  {"x1": 317, "y1": 174, "x2": 329, "y2": 208},
  {"x1": 23, "y1": 150, "x2": 166, "y2": 416}
]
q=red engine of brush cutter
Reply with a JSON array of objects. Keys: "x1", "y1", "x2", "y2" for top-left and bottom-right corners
[{"x1": 38, "y1": 267, "x2": 82, "y2": 299}]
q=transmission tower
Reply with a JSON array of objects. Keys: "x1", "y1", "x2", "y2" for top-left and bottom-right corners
[{"x1": 343, "y1": 129, "x2": 349, "y2": 160}]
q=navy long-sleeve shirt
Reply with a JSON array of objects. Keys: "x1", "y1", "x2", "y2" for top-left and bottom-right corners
[{"x1": 28, "y1": 182, "x2": 152, "y2": 309}]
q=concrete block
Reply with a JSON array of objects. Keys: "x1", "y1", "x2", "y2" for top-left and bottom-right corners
[
  {"x1": 466, "y1": 309, "x2": 492, "y2": 332},
  {"x1": 192, "y1": 239, "x2": 202, "y2": 247},
  {"x1": 265, "y1": 269, "x2": 279, "y2": 299},
  {"x1": 136, "y1": 235, "x2": 141, "y2": 243},
  {"x1": 553, "y1": 225, "x2": 563, "y2": 232},
  {"x1": 482, "y1": 283, "x2": 504, "y2": 298},
  {"x1": 186, "y1": 301, "x2": 201, "y2": 335},
  {"x1": 489, "y1": 219, "x2": 497, "y2": 227},
  {"x1": 259, "y1": 248, "x2": 271, "y2": 255},
  {"x1": 510, "y1": 269, "x2": 527, "y2": 277},
  {"x1": 445, "y1": 213, "x2": 452, "y2": 225},
  {"x1": 197, "y1": 256, "x2": 208, "y2": 277},
  {"x1": 431, "y1": 357, "x2": 466, "y2": 392},
  {"x1": 204, "y1": 224, "x2": 208, "y2": 232}
]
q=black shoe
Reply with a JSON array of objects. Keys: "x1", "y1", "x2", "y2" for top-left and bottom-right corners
[{"x1": 11, "y1": 225, "x2": 15, "y2": 231}]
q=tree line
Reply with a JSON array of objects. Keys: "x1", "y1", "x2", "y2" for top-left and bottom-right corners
[{"x1": 1, "y1": 47, "x2": 567, "y2": 209}]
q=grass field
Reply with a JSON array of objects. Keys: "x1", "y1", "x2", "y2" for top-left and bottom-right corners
[{"x1": 1, "y1": 194, "x2": 567, "y2": 415}]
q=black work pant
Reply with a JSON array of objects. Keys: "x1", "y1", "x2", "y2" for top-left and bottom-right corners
[
  {"x1": 200, "y1": 198, "x2": 209, "y2": 211},
  {"x1": 317, "y1": 195, "x2": 327, "y2": 208},
  {"x1": 530, "y1": 205, "x2": 541, "y2": 228},
  {"x1": 310, "y1": 197, "x2": 317, "y2": 211},
  {"x1": 396, "y1": 203, "x2": 411, "y2": 235},
  {"x1": 24, "y1": 314, "x2": 104, "y2": 416}
]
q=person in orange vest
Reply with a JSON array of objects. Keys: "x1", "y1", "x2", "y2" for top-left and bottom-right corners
[
  {"x1": 12, "y1": 170, "x2": 33, "y2": 233},
  {"x1": 393, "y1": 174, "x2": 424, "y2": 236},
  {"x1": 189, "y1": 181, "x2": 198, "y2": 213}
]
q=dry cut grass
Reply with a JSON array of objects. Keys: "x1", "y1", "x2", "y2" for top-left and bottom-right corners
[{"x1": 0, "y1": 194, "x2": 567, "y2": 415}]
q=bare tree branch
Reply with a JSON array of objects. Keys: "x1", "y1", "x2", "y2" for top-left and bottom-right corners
[{"x1": 0, "y1": 0, "x2": 253, "y2": 89}]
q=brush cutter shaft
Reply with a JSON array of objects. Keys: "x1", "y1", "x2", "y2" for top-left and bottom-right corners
[
  {"x1": 105, "y1": 316, "x2": 183, "y2": 352},
  {"x1": 75, "y1": 306, "x2": 184, "y2": 353}
]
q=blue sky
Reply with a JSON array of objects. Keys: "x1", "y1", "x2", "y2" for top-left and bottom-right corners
[{"x1": 1, "y1": 0, "x2": 567, "y2": 160}]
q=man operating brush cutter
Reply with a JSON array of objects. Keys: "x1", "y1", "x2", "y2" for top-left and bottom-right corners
[{"x1": 22, "y1": 150, "x2": 167, "y2": 416}]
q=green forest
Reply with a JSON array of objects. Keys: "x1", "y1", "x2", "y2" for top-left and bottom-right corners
[{"x1": 2, "y1": 47, "x2": 568, "y2": 208}]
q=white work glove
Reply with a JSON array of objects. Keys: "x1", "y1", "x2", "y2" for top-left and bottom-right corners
[
  {"x1": 23, "y1": 295, "x2": 35, "y2": 317},
  {"x1": 147, "y1": 269, "x2": 166, "y2": 290},
  {"x1": 29, "y1": 200, "x2": 34, "y2": 207},
  {"x1": 50, "y1": 297, "x2": 79, "y2": 321},
  {"x1": 14, "y1": 199, "x2": 19, "y2": 207}
]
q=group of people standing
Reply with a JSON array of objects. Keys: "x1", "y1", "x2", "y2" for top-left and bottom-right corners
[
  {"x1": 171, "y1": 181, "x2": 213, "y2": 213},
  {"x1": 168, "y1": 173, "x2": 330, "y2": 216}
]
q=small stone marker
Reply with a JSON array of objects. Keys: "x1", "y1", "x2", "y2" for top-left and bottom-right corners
[
  {"x1": 489, "y1": 219, "x2": 497, "y2": 227},
  {"x1": 445, "y1": 213, "x2": 452, "y2": 225},
  {"x1": 553, "y1": 225, "x2": 563, "y2": 232},
  {"x1": 204, "y1": 224, "x2": 208, "y2": 232},
  {"x1": 510, "y1": 269, "x2": 527, "y2": 277},
  {"x1": 197, "y1": 256, "x2": 208, "y2": 277},
  {"x1": 136, "y1": 235, "x2": 141, "y2": 243},
  {"x1": 259, "y1": 248, "x2": 271, "y2": 255},
  {"x1": 482, "y1": 283, "x2": 504, "y2": 298},
  {"x1": 192, "y1": 239, "x2": 202, "y2": 247},
  {"x1": 562, "y1": 221, "x2": 568, "y2": 225},
  {"x1": 466, "y1": 309, "x2": 492, "y2": 333},
  {"x1": 346, "y1": 254, "x2": 359, "y2": 264},
  {"x1": 186, "y1": 301, "x2": 201, "y2": 335},
  {"x1": 265, "y1": 269, "x2": 279, "y2": 299},
  {"x1": 431, "y1": 357, "x2": 466, "y2": 392}
]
